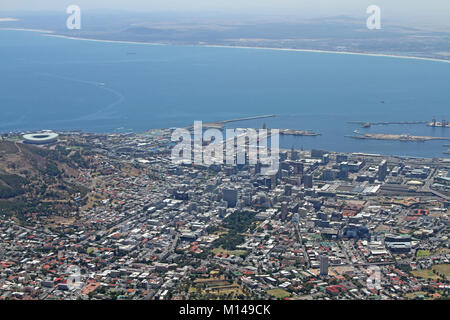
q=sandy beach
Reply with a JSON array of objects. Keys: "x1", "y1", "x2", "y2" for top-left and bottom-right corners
[
  {"x1": 0, "y1": 18, "x2": 19, "y2": 22},
  {"x1": 44, "y1": 32, "x2": 450, "y2": 64}
]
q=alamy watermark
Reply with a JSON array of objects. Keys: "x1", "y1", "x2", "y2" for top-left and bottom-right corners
[
  {"x1": 367, "y1": 5, "x2": 381, "y2": 30},
  {"x1": 66, "y1": 5, "x2": 81, "y2": 30},
  {"x1": 171, "y1": 121, "x2": 279, "y2": 176}
]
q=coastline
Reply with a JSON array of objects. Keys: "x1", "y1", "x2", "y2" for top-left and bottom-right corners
[
  {"x1": 3, "y1": 27, "x2": 448, "y2": 64},
  {"x1": 46, "y1": 33, "x2": 450, "y2": 64},
  {"x1": 0, "y1": 27, "x2": 54, "y2": 34}
]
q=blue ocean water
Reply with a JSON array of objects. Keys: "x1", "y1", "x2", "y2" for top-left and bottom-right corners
[{"x1": 1, "y1": 29, "x2": 449, "y2": 158}]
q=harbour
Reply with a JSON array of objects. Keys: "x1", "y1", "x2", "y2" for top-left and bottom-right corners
[{"x1": 189, "y1": 115, "x2": 321, "y2": 137}]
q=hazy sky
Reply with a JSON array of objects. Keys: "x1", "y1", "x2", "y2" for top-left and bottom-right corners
[{"x1": 1, "y1": 0, "x2": 449, "y2": 26}]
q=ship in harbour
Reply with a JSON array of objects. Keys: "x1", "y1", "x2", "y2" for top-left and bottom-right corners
[{"x1": 428, "y1": 117, "x2": 450, "y2": 128}]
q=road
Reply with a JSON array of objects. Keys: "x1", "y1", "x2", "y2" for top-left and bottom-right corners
[{"x1": 421, "y1": 168, "x2": 450, "y2": 201}]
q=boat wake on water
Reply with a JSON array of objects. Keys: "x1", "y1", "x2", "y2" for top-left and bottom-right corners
[{"x1": 37, "y1": 73, "x2": 125, "y2": 121}]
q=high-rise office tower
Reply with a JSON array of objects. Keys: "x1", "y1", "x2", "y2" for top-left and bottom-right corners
[
  {"x1": 303, "y1": 174, "x2": 313, "y2": 188},
  {"x1": 222, "y1": 188, "x2": 238, "y2": 208},
  {"x1": 320, "y1": 255, "x2": 328, "y2": 276}
]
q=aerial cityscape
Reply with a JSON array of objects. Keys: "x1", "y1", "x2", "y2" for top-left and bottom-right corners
[
  {"x1": 0, "y1": 122, "x2": 449, "y2": 300},
  {"x1": 0, "y1": 0, "x2": 449, "y2": 304}
]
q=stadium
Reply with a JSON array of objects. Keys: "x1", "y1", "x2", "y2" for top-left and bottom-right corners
[{"x1": 22, "y1": 131, "x2": 59, "y2": 145}]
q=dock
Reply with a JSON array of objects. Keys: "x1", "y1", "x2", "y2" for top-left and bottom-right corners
[
  {"x1": 189, "y1": 114, "x2": 276, "y2": 129},
  {"x1": 215, "y1": 114, "x2": 275, "y2": 124},
  {"x1": 279, "y1": 129, "x2": 320, "y2": 136},
  {"x1": 427, "y1": 118, "x2": 450, "y2": 128},
  {"x1": 346, "y1": 132, "x2": 450, "y2": 142},
  {"x1": 348, "y1": 121, "x2": 427, "y2": 128}
]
